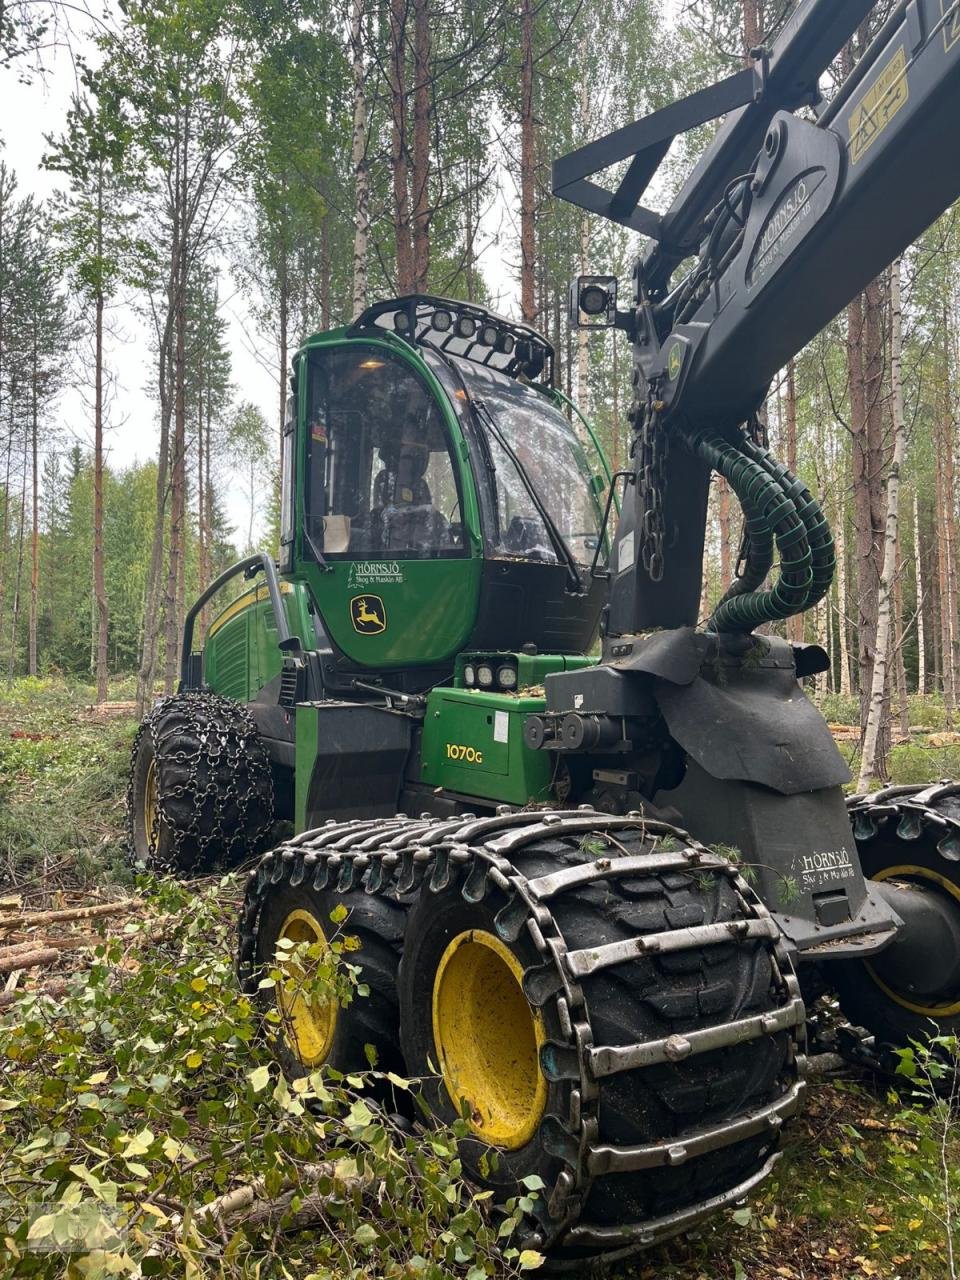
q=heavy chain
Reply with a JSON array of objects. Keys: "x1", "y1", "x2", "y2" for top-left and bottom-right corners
[
  {"x1": 128, "y1": 691, "x2": 274, "y2": 873},
  {"x1": 633, "y1": 382, "x2": 668, "y2": 582},
  {"x1": 238, "y1": 806, "x2": 804, "y2": 1261}
]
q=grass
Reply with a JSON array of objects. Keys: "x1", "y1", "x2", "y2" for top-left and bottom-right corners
[{"x1": 1, "y1": 678, "x2": 959, "y2": 1278}]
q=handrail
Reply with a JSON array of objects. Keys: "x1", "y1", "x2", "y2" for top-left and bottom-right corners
[{"x1": 179, "y1": 553, "x2": 298, "y2": 690}]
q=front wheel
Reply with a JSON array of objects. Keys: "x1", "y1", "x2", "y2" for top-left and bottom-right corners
[
  {"x1": 397, "y1": 811, "x2": 805, "y2": 1263},
  {"x1": 127, "y1": 692, "x2": 274, "y2": 873},
  {"x1": 835, "y1": 783, "x2": 960, "y2": 1052}
]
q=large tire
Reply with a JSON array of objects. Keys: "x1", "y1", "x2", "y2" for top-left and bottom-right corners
[
  {"x1": 237, "y1": 836, "x2": 407, "y2": 1080},
  {"x1": 236, "y1": 816, "x2": 459, "y2": 1084},
  {"x1": 127, "y1": 692, "x2": 274, "y2": 874},
  {"x1": 836, "y1": 783, "x2": 960, "y2": 1051},
  {"x1": 396, "y1": 811, "x2": 805, "y2": 1265}
]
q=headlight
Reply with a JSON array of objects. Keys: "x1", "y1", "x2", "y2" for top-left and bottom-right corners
[
  {"x1": 497, "y1": 665, "x2": 517, "y2": 690},
  {"x1": 463, "y1": 663, "x2": 475, "y2": 687},
  {"x1": 476, "y1": 664, "x2": 494, "y2": 688}
]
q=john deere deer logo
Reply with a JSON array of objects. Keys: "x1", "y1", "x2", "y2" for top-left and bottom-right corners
[{"x1": 350, "y1": 594, "x2": 387, "y2": 634}]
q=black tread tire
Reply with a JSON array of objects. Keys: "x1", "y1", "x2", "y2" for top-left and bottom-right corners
[
  {"x1": 398, "y1": 826, "x2": 797, "y2": 1251},
  {"x1": 127, "y1": 692, "x2": 273, "y2": 874},
  {"x1": 835, "y1": 791, "x2": 960, "y2": 1050},
  {"x1": 238, "y1": 857, "x2": 406, "y2": 1082}
]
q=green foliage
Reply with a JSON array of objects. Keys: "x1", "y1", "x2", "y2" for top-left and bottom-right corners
[
  {"x1": 0, "y1": 873, "x2": 533, "y2": 1278},
  {"x1": 0, "y1": 677, "x2": 135, "y2": 886}
]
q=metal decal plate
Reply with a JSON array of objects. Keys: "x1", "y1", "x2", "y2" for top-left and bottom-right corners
[{"x1": 847, "y1": 44, "x2": 909, "y2": 165}]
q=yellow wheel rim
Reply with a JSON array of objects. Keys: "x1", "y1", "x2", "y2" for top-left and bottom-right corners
[
  {"x1": 865, "y1": 865, "x2": 960, "y2": 1017},
  {"x1": 432, "y1": 929, "x2": 547, "y2": 1150},
  {"x1": 276, "y1": 908, "x2": 338, "y2": 1066},
  {"x1": 143, "y1": 758, "x2": 159, "y2": 852}
]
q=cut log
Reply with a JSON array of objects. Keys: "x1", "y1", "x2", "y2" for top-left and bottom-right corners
[{"x1": 0, "y1": 900, "x2": 141, "y2": 931}]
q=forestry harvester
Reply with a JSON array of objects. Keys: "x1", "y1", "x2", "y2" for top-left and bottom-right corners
[{"x1": 128, "y1": 0, "x2": 960, "y2": 1265}]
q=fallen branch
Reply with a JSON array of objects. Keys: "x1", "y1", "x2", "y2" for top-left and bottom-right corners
[
  {"x1": 0, "y1": 979, "x2": 70, "y2": 1010},
  {"x1": 0, "y1": 947, "x2": 58, "y2": 975},
  {"x1": 0, "y1": 900, "x2": 142, "y2": 932}
]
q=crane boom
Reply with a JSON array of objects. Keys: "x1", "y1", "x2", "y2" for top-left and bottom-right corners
[{"x1": 554, "y1": 0, "x2": 960, "y2": 632}]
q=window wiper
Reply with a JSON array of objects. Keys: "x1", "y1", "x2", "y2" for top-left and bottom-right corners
[
  {"x1": 472, "y1": 397, "x2": 583, "y2": 594},
  {"x1": 303, "y1": 527, "x2": 334, "y2": 573}
]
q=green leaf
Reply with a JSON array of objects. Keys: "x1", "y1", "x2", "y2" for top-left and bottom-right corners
[
  {"x1": 353, "y1": 1223, "x2": 377, "y2": 1246},
  {"x1": 329, "y1": 903, "x2": 349, "y2": 924},
  {"x1": 518, "y1": 1249, "x2": 545, "y2": 1269}
]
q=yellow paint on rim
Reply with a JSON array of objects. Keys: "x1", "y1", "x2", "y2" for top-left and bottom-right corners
[
  {"x1": 276, "y1": 908, "x2": 338, "y2": 1066},
  {"x1": 143, "y1": 758, "x2": 159, "y2": 852},
  {"x1": 865, "y1": 864, "x2": 960, "y2": 1016},
  {"x1": 207, "y1": 581, "x2": 293, "y2": 639},
  {"x1": 432, "y1": 929, "x2": 547, "y2": 1150}
]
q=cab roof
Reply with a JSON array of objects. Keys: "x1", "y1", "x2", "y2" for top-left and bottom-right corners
[{"x1": 346, "y1": 294, "x2": 555, "y2": 387}]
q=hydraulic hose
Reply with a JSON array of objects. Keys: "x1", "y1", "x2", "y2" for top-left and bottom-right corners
[
  {"x1": 739, "y1": 435, "x2": 836, "y2": 619},
  {"x1": 684, "y1": 427, "x2": 831, "y2": 633}
]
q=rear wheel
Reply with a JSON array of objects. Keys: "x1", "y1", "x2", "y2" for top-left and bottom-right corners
[
  {"x1": 128, "y1": 692, "x2": 274, "y2": 874},
  {"x1": 238, "y1": 846, "x2": 406, "y2": 1080},
  {"x1": 237, "y1": 816, "x2": 458, "y2": 1083},
  {"x1": 397, "y1": 811, "x2": 805, "y2": 1263}
]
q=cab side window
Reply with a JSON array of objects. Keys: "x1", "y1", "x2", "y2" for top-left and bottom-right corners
[{"x1": 306, "y1": 348, "x2": 465, "y2": 558}]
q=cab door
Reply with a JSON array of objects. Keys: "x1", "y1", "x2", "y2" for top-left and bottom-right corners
[{"x1": 293, "y1": 340, "x2": 483, "y2": 669}]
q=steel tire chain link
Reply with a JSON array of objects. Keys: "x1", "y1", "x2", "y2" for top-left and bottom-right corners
[
  {"x1": 237, "y1": 806, "x2": 805, "y2": 1260},
  {"x1": 127, "y1": 691, "x2": 274, "y2": 873},
  {"x1": 846, "y1": 781, "x2": 960, "y2": 861}
]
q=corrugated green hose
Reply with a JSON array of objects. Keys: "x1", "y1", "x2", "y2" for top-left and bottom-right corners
[{"x1": 683, "y1": 427, "x2": 834, "y2": 633}]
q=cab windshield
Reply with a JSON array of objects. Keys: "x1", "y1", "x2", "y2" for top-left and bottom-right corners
[{"x1": 452, "y1": 360, "x2": 605, "y2": 567}]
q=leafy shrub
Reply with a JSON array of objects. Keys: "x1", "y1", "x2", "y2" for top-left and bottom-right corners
[{"x1": 0, "y1": 876, "x2": 538, "y2": 1278}]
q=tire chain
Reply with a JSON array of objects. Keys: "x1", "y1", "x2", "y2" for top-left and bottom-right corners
[
  {"x1": 238, "y1": 806, "x2": 805, "y2": 1263},
  {"x1": 128, "y1": 691, "x2": 274, "y2": 873},
  {"x1": 847, "y1": 781, "x2": 960, "y2": 859}
]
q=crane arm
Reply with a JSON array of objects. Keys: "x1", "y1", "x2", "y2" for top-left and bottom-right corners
[{"x1": 554, "y1": 0, "x2": 960, "y2": 634}]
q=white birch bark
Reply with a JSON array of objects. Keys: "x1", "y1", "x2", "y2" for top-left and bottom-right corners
[{"x1": 858, "y1": 258, "x2": 906, "y2": 790}]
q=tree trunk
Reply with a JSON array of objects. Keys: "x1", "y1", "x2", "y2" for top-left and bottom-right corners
[
  {"x1": 939, "y1": 294, "x2": 958, "y2": 712},
  {"x1": 93, "y1": 287, "x2": 108, "y2": 703},
  {"x1": 6, "y1": 448, "x2": 27, "y2": 681},
  {"x1": 350, "y1": 0, "x2": 369, "y2": 320},
  {"x1": 784, "y1": 357, "x2": 803, "y2": 642},
  {"x1": 858, "y1": 259, "x2": 906, "y2": 791},
  {"x1": 28, "y1": 334, "x2": 38, "y2": 678},
  {"x1": 162, "y1": 245, "x2": 188, "y2": 696},
  {"x1": 914, "y1": 485, "x2": 926, "y2": 694},
  {"x1": 389, "y1": 0, "x2": 414, "y2": 294},
  {"x1": 836, "y1": 507, "x2": 852, "y2": 697},
  {"x1": 848, "y1": 279, "x2": 886, "y2": 768},
  {"x1": 743, "y1": 0, "x2": 762, "y2": 54},
  {"x1": 519, "y1": 0, "x2": 536, "y2": 324},
  {"x1": 411, "y1": 0, "x2": 430, "y2": 292},
  {"x1": 278, "y1": 239, "x2": 288, "y2": 453}
]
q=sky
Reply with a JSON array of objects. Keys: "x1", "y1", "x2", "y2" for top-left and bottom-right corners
[{"x1": 0, "y1": 28, "x2": 522, "y2": 546}]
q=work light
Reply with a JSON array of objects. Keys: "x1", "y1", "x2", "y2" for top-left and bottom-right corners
[
  {"x1": 569, "y1": 275, "x2": 619, "y2": 328},
  {"x1": 476, "y1": 664, "x2": 494, "y2": 688},
  {"x1": 479, "y1": 323, "x2": 498, "y2": 346},
  {"x1": 497, "y1": 665, "x2": 518, "y2": 690},
  {"x1": 456, "y1": 315, "x2": 477, "y2": 339},
  {"x1": 463, "y1": 663, "x2": 476, "y2": 687},
  {"x1": 432, "y1": 309, "x2": 453, "y2": 332}
]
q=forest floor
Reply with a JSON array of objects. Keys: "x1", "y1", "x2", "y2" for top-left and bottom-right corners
[{"x1": 0, "y1": 678, "x2": 958, "y2": 1279}]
